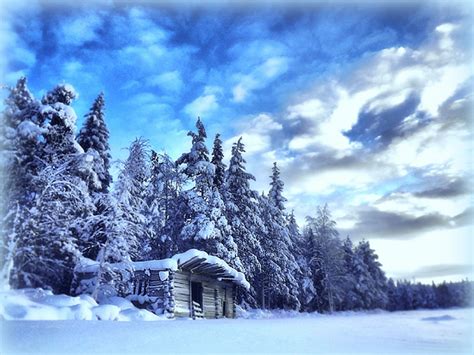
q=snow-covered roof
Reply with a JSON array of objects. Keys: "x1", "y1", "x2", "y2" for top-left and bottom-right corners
[{"x1": 76, "y1": 249, "x2": 250, "y2": 289}]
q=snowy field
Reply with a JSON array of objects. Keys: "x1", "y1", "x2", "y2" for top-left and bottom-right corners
[{"x1": 1, "y1": 307, "x2": 472, "y2": 355}]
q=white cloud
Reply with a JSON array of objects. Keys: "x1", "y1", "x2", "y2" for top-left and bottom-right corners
[
  {"x1": 147, "y1": 71, "x2": 183, "y2": 93},
  {"x1": 287, "y1": 85, "x2": 370, "y2": 153},
  {"x1": 232, "y1": 56, "x2": 289, "y2": 102},
  {"x1": 119, "y1": 44, "x2": 166, "y2": 67},
  {"x1": 224, "y1": 113, "x2": 282, "y2": 156},
  {"x1": 417, "y1": 64, "x2": 470, "y2": 117},
  {"x1": 58, "y1": 13, "x2": 103, "y2": 46},
  {"x1": 374, "y1": 191, "x2": 470, "y2": 219},
  {"x1": 376, "y1": 118, "x2": 470, "y2": 177},
  {"x1": 287, "y1": 99, "x2": 325, "y2": 120},
  {"x1": 183, "y1": 94, "x2": 218, "y2": 118}
]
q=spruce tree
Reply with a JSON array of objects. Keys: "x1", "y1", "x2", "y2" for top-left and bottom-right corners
[
  {"x1": 113, "y1": 138, "x2": 150, "y2": 261},
  {"x1": 84, "y1": 194, "x2": 135, "y2": 300},
  {"x1": 77, "y1": 92, "x2": 112, "y2": 193},
  {"x1": 340, "y1": 236, "x2": 363, "y2": 310},
  {"x1": 41, "y1": 84, "x2": 82, "y2": 163},
  {"x1": 2, "y1": 80, "x2": 96, "y2": 294},
  {"x1": 258, "y1": 163, "x2": 300, "y2": 310},
  {"x1": 176, "y1": 117, "x2": 213, "y2": 195},
  {"x1": 15, "y1": 156, "x2": 95, "y2": 294},
  {"x1": 176, "y1": 119, "x2": 241, "y2": 269},
  {"x1": 211, "y1": 133, "x2": 226, "y2": 191},
  {"x1": 76, "y1": 93, "x2": 113, "y2": 260},
  {"x1": 224, "y1": 137, "x2": 264, "y2": 306},
  {"x1": 0, "y1": 77, "x2": 43, "y2": 289},
  {"x1": 148, "y1": 152, "x2": 186, "y2": 259},
  {"x1": 355, "y1": 240, "x2": 388, "y2": 309},
  {"x1": 306, "y1": 205, "x2": 345, "y2": 312},
  {"x1": 268, "y1": 162, "x2": 286, "y2": 211}
]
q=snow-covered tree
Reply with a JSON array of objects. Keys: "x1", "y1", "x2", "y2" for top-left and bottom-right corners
[
  {"x1": 176, "y1": 117, "x2": 213, "y2": 196},
  {"x1": 84, "y1": 194, "x2": 135, "y2": 301},
  {"x1": 340, "y1": 236, "x2": 363, "y2": 310},
  {"x1": 257, "y1": 164, "x2": 300, "y2": 310},
  {"x1": 176, "y1": 119, "x2": 241, "y2": 269},
  {"x1": 211, "y1": 133, "x2": 226, "y2": 191},
  {"x1": 224, "y1": 137, "x2": 264, "y2": 306},
  {"x1": 258, "y1": 193, "x2": 298, "y2": 309},
  {"x1": 77, "y1": 92, "x2": 112, "y2": 193},
  {"x1": 11, "y1": 155, "x2": 95, "y2": 294},
  {"x1": 354, "y1": 240, "x2": 388, "y2": 309},
  {"x1": 0, "y1": 77, "x2": 43, "y2": 289},
  {"x1": 1, "y1": 79, "x2": 97, "y2": 294},
  {"x1": 75, "y1": 93, "x2": 113, "y2": 260},
  {"x1": 305, "y1": 204, "x2": 345, "y2": 313},
  {"x1": 147, "y1": 151, "x2": 187, "y2": 259},
  {"x1": 288, "y1": 210, "x2": 314, "y2": 310},
  {"x1": 113, "y1": 138, "x2": 150, "y2": 261},
  {"x1": 268, "y1": 162, "x2": 286, "y2": 211},
  {"x1": 41, "y1": 84, "x2": 82, "y2": 164}
]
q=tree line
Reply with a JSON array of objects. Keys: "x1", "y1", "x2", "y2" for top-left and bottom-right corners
[{"x1": 0, "y1": 78, "x2": 471, "y2": 312}]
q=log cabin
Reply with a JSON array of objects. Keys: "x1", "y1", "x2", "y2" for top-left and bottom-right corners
[{"x1": 74, "y1": 249, "x2": 250, "y2": 319}]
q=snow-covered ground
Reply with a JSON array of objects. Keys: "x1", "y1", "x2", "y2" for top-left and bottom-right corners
[{"x1": 1, "y1": 306, "x2": 472, "y2": 354}]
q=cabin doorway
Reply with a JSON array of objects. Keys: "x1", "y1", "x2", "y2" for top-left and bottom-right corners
[
  {"x1": 191, "y1": 281, "x2": 203, "y2": 318},
  {"x1": 222, "y1": 288, "x2": 227, "y2": 317}
]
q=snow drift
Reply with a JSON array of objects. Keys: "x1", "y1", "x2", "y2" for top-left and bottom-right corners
[{"x1": 0, "y1": 289, "x2": 162, "y2": 321}]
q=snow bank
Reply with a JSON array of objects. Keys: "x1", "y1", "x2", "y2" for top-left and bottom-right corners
[
  {"x1": 0, "y1": 289, "x2": 163, "y2": 321},
  {"x1": 76, "y1": 248, "x2": 250, "y2": 289}
]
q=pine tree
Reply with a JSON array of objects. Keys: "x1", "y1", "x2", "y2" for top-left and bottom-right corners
[
  {"x1": 113, "y1": 138, "x2": 150, "y2": 261},
  {"x1": 355, "y1": 240, "x2": 388, "y2": 309},
  {"x1": 268, "y1": 162, "x2": 286, "y2": 211},
  {"x1": 340, "y1": 236, "x2": 363, "y2": 310},
  {"x1": 0, "y1": 77, "x2": 43, "y2": 289},
  {"x1": 91, "y1": 194, "x2": 135, "y2": 300},
  {"x1": 258, "y1": 193, "x2": 299, "y2": 310},
  {"x1": 12, "y1": 148, "x2": 95, "y2": 294},
  {"x1": 2, "y1": 80, "x2": 96, "y2": 294},
  {"x1": 224, "y1": 137, "x2": 264, "y2": 306},
  {"x1": 41, "y1": 84, "x2": 82, "y2": 163},
  {"x1": 148, "y1": 152, "x2": 186, "y2": 259},
  {"x1": 77, "y1": 92, "x2": 112, "y2": 193},
  {"x1": 176, "y1": 117, "x2": 213, "y2": 196},
  {"x1": 288, "y1": 211, "x2": 310, "y2": 309},
  {"x1": 258, "y1": 164, "x2": 300, "y2": 310},
  {"x1": 306, "y1": 205, "x2": 345, "y2": 313},
  {"x1": 176, "y1": 119, "x2": 241, "y2": 269},
  {"x1": 211, "y1": 133, "x2": 226, "y2": 191},
  {"x1": 75, "y1": 93, "x2": 113, "y2": 260}
]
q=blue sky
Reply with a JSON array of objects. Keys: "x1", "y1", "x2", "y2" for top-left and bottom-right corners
[{"x1": 1, "y1": 0, "x2": 472, "y2": 283}]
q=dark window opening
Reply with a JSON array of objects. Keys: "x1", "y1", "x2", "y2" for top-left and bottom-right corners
[
  {"x1": 222, "y1": 288, "x2": 227, "y2": 317},
  {"x1": 191, "y1": 281, "x2": 203, "y2": 308}
]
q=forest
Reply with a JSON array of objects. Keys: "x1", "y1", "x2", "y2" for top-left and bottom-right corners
[{"x1": 0, "y1": 77, "x2": 471, "y2": 314}]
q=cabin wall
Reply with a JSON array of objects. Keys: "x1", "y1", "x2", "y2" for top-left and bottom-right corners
[
  {"x1": 172, "y1": 271, "x2": 235, "y2": 319},
  {"x1": 78, "y1": 268, "x2": 238, "y2": 319},
  {"x1": 172, "y1": 270, "x2": 191, "y2": 317},
  {"x1": 130, "y1": 269, "x2": 173, "y2": 316}
]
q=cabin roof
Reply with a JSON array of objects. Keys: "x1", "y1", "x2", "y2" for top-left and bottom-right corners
[{"x1": 76, "y1": 249, "x2": 250, "y2": 289}]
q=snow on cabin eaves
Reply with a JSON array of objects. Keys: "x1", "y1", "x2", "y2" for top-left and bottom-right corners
[{"x1": 76, "y1": 249, "x2": 250, "y2": 289}]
